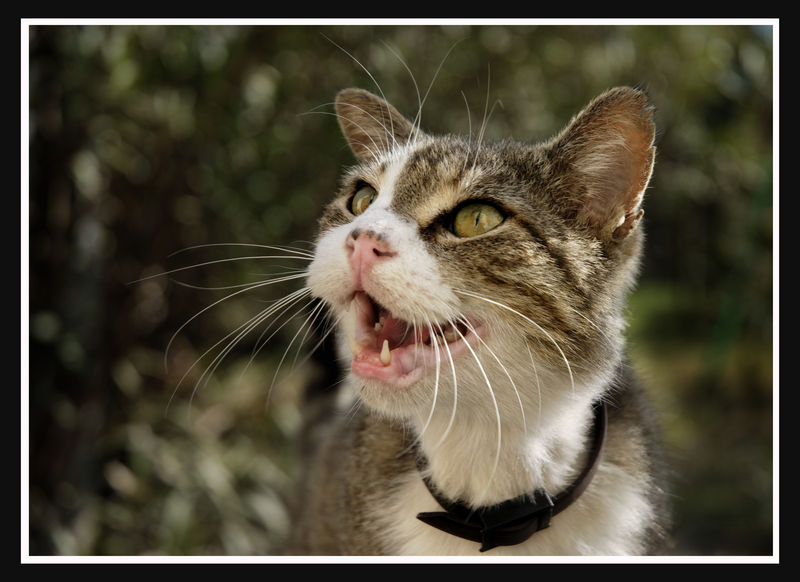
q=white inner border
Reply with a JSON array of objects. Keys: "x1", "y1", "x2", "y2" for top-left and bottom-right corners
[{"x1": 21, "y1": 17, "x2": 779, "y2": 565}]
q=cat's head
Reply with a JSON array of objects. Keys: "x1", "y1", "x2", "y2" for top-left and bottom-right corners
[{"x1": 307, "y1": 86, "x2": 655, "y2": 422}]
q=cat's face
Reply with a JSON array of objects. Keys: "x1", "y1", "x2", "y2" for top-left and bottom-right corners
[{"x1": 307, "y1": 88, "x2": 655, "y2": 422}]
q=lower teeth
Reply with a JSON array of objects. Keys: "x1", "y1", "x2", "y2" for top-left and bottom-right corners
[
  {"x1": 442, "y1": 329, "x2": 459, "y2": 343},
  {"x1": 429, "y1": 328, "x2": 460, "y2": 345}
]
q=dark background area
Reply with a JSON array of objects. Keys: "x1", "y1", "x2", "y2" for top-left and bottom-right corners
[{"x1": 26, "y1": 23, "x2": 774, "y2": 557}]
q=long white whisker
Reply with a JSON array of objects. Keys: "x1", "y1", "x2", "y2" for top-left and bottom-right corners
[
  {"x1": 431, "y1": 321, "x2": 458, "y2": 451},
  {"x1": 191, "y1": 287, "x2": 312, "y2": 398},
  {"x1": 460, "y1": 90, "x2": 473, "y2": 178},
  {"x1": 466, "y1": 65, "x2": 492, "y2": 179},
  {"x1": 130, "y1": 256, "x2": 311, "y2": 285},
  {"x1": 288, "y1": 299, "x2": 329, "y2": 370},
  {"x1": 400, "y1": 320, "x2": 441, "y2": 457},
  {"x1": 279, "y1": 309, "x2": 342, "y2": 386},
  {"x1": 263, "y1": 298, "x2": 330, "y2": 409},
  {"x1": 380, "y1": 41, "x2": 422, "y2": 146},
  {"x1": 163, "y1": 274, "x2": 308, "y2": 369},
  {"x1": 343, "y1": 390, "x2": 365, "y2": 426},
  {"x1": 247, "y1": 289, "x2": 316, "y2": 360},
  {"x1": 476, "y1": 63, "x2": 493, "y2": 149},
  {"x1": 168, "y1": 242, "x2": 315, "y2": 259},
  {"x1": 455, "y1": 289, "x2": 575, "y2": 394},
  {"x1": 165, "y1": 286, "x2": 311, "y2": 415},
  {"x1": 322, "y1": 34, "x2": 389, "y2": 103},
  {"x1": 321, "y1": 35, "x2": 398, "y2": 153},
  {"x1": 453, "y1": 323, "x2": 501, "y2": 503},
  {"x1": 458, "y1": 316, "x2": 526, "y2": 436},
  {"x1": 169, "y1": 269, "x2": 307, "y2": 292},
  {"x1": 300, "y1": 108, "x2": 388, "y2": 162},
  {"x1": 404, "y1": 38, "x2": 464, "y2": 145}
]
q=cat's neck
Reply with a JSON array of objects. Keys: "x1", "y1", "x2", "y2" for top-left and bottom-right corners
[{"x1": 411, "y1": 372, "x2": 602, "y2": 508}]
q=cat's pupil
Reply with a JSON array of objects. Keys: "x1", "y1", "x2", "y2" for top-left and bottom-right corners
[
  {"x1": 350, "y1": 185, "x2": 377, "y2": 216},
  {"x1": 452, "y1": 203, "x2": 504, "y2": 238}
]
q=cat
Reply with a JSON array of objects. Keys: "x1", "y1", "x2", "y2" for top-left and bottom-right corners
[{"x1": 282, "y1": 84, "x2": 670, "y2": 556}]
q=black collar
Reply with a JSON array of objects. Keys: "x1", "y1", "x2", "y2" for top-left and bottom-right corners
[{"x1": 415, "y1": 401, "x2": 607, "y2": 552}]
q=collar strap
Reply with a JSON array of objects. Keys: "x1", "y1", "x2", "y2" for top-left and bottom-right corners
[{"x1": 415, "y1": 401, "x2": 607, "y2": 552}]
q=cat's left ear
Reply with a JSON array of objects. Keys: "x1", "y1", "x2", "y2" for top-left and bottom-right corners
[
  {"x1": 335, "y1": 88, "x2": 418, "y2": 162},
  {"x1": 548, "y1": 87, "x2": 656, "y2": 241}
]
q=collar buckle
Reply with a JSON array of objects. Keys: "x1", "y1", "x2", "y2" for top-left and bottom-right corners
[{"x1": 476, "y1": 489, "x2": 554, "y2": 551}]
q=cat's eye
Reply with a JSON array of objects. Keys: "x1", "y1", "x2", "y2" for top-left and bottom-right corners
[
  {"x1": 451, "y1": 203, "x2": 504, "y2": 237},
  {"x1": 350, "y1": 184, "x2": 377, "y2": 216}
]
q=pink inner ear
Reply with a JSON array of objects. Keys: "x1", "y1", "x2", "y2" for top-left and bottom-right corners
[
  {"x1": 565, "y1": 89, "x2": 656, "y2": 240},
  {"x1": 578, "y1": 139, "x2": 653, "y2": 227}
]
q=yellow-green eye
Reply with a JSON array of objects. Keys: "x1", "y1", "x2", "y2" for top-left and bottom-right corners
[
  {"x1": 350, "y1": 185, "x2": 377, "y2": 216},
  {"x1": 452, "y1": 203, "x2": 504, "y2": 237}
]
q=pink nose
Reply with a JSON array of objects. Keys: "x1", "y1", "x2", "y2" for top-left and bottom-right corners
[{"x1": 346, "y1": 228, "x2": 397, "y2": 290}]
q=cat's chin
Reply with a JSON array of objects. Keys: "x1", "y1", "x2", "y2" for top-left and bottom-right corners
[{"x1": 353, "y1": 367, "x2": 454, "y2": 418}]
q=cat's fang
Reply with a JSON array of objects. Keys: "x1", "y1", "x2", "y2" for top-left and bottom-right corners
[
  {"x1": 347, "y1": 333, "x2": 365, "y2": 356},
  {"x1": 380, "y1": 339, "x2": 392, "y2": 365}
]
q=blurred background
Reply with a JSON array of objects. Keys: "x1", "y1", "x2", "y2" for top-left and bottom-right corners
[{"x1": 26, "y1": 23, "x2": 774, "y2": 558}]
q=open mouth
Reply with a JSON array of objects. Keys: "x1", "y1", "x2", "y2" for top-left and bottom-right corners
[{"x1": 345, "y1": 291, "x2": 477, "y2": 387}]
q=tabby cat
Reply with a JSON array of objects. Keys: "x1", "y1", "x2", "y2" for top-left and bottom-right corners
[{"x1": 284, "y1": 85, "x2": 670, "y2": 555}]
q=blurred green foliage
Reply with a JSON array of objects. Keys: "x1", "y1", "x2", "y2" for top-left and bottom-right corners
[{"x1": 27, "y1": 23, "x2": 773, "y2": 557}]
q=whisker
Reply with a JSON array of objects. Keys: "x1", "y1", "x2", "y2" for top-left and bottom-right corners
[
  {"x1": 165, "y1": 285, "x2": 311, "y2": 416},
  {"x1": 466, "y1": 65, "x2": 492, "y2": 180},
  {"x1": 458, "y1": 316, "x2": 526, "y2": 436},
  {"x1": 300, "y1": 108, "x2": 388, "y2": 163},
  {"x1": 399, "y1": 319, "x2": 441, "y2": 458},
  {"x1": 475, "y1": 63, "x2": 492, "y2": 150},
  {"x1": 263, "y1": 297, "x2": 330, "y2": 410},
  {"x1": 431, "y1": 321, "x2": 459, "y2": 452},
  {"x1": 168, "y1": 242, "x2": 315, "y2": 259},
  {"x1": 321, "y1": 34, "x2": 387, "y2": 103},
  {"x1": 466, "y1": 66, "x2": 504, "y2": 183},
  {"x1": 453, "y1": 323, "x2": 501, "y2": 503},
  {"x1": 196, "y1": 288, "x2": 312, "y2": 391},
  {"x1": 169, "y1": 268, "x2": 307, "y2": 292},
  {"x1": 163, "y1": 274, "x2": 309, "y2": 369},
  {"x1": 278, "y1": 308, "x2": 342, "y2": 388},
  {"x1": 460, "y1": 90, "x2": 473, "y2": 178},
  {"x1": 403, "y1": 38, "x2": 464, "y2": 145},
  {"x1": 247, "y1": 288, "x2": 315, "y2": 358},
  {"x1": 342, "y1": 386, "x2": 365, "y2": 426},
  {"x1": 380, "y1": 41, "x2": 422, "y2": 145},
  {"x1": 321, "y1": 35, "x2": 399, "y2": 154},
  {"x1": 287, "y1": 298, "x2": 330, "y2": 370},
  {"x1": 130, "y1": 255, "x2": 311, "y2": 286},
  {"x1": 454, "y1": 289, "x2": 576, "y2": 394}
]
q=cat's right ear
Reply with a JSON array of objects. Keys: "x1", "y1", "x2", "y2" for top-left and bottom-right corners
[
  {"x1": 334, "y1": 88, "x2": 417, "y2": 162},
  {"x1": 547, "y1": 87, "x2": 656, "y2": 242}
]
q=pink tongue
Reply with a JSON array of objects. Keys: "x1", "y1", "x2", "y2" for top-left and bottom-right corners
[{"x1": 378, "y1": 312, "x2": 411, "y2": 349}]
